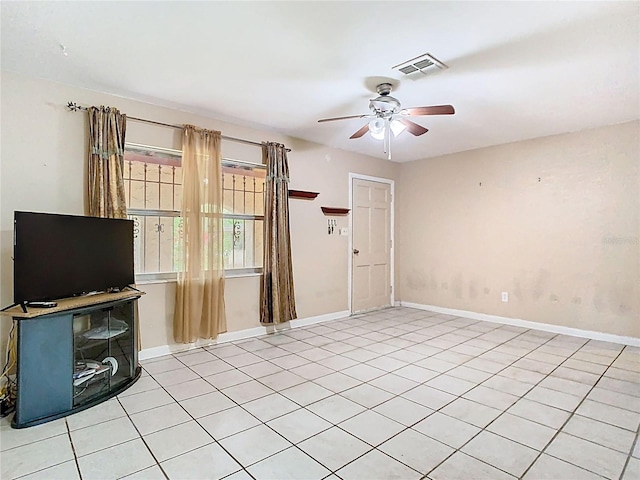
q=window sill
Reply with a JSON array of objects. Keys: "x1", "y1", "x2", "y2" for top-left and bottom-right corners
[
  {"x1": 135, "y1": 277, "x2": 176, "y2": 286},
  {"x1": 225, "y1": 271, "x2": 263, "y2": 279},
  {"x1": 135, "y1": 271, "x2": 263, "y2": 285}
]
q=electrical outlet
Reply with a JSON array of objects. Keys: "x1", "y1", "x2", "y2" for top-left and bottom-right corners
[{"x1": 501, "y1": 292, "x2": 509, "y2": 302}]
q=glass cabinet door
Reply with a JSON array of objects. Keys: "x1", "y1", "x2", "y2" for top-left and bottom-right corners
[
  {"x1": 72, "y1": 301, "x2": 135, "y2": 407},
  {"x1": 106, "y1": 301, "x2": 135, "y2": 392}
]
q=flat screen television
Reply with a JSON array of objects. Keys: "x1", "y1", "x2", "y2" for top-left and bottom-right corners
[{"x1": 13, "y1": 211, "x2": 135, "y2": 305}]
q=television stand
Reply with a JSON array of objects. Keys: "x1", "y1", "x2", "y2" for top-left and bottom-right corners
[{"x1": 1, "y1": 290, "x2": 144, "y2": 428}]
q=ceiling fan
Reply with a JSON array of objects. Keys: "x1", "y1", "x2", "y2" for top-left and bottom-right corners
[{"x1": 317, "y1": 83, "x2": 455, "y2": 159}]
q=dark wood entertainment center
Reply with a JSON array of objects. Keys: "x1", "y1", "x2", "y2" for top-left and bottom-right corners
[{"x1": 1, "y1": 290, "x2": 143, "y2": 428}]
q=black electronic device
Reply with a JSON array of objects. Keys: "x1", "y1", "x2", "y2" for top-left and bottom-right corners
[
  {"x1": 13, "y1": 211, "x2": 134, "y2": 306},
  {"x1": 25, "y1": 301, "x2": 58, "y2": 308}
]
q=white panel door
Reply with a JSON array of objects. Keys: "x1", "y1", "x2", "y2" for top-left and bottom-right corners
[{"x1": 352, "y1": 178, "x2": 391, "y2": 313}]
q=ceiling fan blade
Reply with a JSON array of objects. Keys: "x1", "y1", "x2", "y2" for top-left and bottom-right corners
[
  {"x1": 350, "y1": 124, "x2": 370, "y2": 139},
  {"x1": 398, "y1": 118, "x2": 429, "y2": 136},
  {"x1": 318, "y1": 114, "x2": 368, "y2": 123},
  {"x1": 403, "y1": 105, "x2": 455, "y2": 116}
]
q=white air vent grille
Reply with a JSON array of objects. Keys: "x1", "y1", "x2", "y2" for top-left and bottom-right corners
[
  {"x1": 399, "y1": 65, "x2": 419, "y2": 74},
  {"x1": 393, "y1": 53, "x2": 447, "y2": 79}
]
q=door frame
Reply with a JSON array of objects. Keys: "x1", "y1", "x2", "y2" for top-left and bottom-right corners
[{"x1": 348, "y1": 173, "x2": 395, "y2": 314}]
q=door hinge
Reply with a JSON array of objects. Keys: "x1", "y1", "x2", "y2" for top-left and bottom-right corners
[
  {"x1": 390, "y1": 285, "x2": 393, "y2": 293},
  {"x1": 390, "y1": 239, "x2": 392, "y2": 248}
]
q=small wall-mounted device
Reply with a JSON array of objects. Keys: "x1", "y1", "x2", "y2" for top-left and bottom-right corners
[{"x1": 327, "y1": 219, "x2": 337, "y2": 235}]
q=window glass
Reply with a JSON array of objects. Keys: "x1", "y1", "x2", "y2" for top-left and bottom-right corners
[{"x1": 123, "y1": 144, "x2": 264, "y2": 278}]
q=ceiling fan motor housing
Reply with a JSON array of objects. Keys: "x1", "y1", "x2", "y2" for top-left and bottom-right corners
[
  {"x1": 370, "y1": 83, "x2": 401, "y2": 115},
  {"x1": 376, "y1": 83, "x2": 393, "y2": 96}
]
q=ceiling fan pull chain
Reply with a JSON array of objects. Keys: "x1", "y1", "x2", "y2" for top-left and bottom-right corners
[
  {"x1": 387, "y1": 122, "x2": 392, "y2": 160},
  {"x1": 386, "y1": 120, "x2": 392, "y2": 160},
  {"x1": 382, "y1": 124, "x2": 388, "y2": 155},
  {"x1": 387, "y1": 135, "x2": 391, "y2": 161}
]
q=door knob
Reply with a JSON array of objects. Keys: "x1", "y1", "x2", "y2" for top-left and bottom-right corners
[{"x1": 353, "y1": 249, "x2": 359, "y2": 255}]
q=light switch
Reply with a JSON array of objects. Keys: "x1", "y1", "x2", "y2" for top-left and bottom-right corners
[{"x1": 339, "y1": 227, "x2": 349, "y2": 236}]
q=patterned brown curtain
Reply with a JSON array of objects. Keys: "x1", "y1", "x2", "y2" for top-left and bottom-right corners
[
  {"x1": 261, "y1": 143, "x2": 297, "y2": 324},
  {"x1": 174, "y1": 125, "x2": 226, "y2": 342},
  {"x1": 87, "y1": 106, "x2": 127, "y2": 218},
  {"x1": 86, "y1": 106, "x2": 141, "y2": 350}
]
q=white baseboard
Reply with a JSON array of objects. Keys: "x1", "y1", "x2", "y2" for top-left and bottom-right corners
[
  {"x1": 290, "y1": 310, "x2": 350, "y2": 329},
  {"x1": 139, "y1": 309, "x2": 351, "y2": 361},
  {"x1": 139, "y1": 345, "x2": 174, "y2": 360},
  {"x1": 400, "y1": 301, "x2": 640, "y2": 347}
]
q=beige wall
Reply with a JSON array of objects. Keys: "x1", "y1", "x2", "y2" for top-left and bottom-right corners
[
  {"x1": 0, "y1": 72, "x2": 400, "y2": 357},
  {"x1": 398, "y1": 121, "x2": 640, "y2": 337},
  {"x1": 2, "y1": 70, "x2": 637, "y2": 364}
]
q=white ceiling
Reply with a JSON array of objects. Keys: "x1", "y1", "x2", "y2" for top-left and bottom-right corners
[{"x1": 2, "y1": 1, "x2": 639, "y2": 162}]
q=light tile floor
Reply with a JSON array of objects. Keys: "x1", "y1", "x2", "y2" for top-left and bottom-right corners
[{"x1": 1, "y1": 307, "x2": 639, "y2": 480}]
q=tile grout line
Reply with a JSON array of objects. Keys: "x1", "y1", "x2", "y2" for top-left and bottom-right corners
[
  {"x1": 114, "y1": 353, "x2": 260, "y2": 479},
  {"x1": 517, "y1": 346, "x2": 628, "y2": 480},
  {"x1": 419, "y1": 329, "x2": 636, "y2": 477},
  {"x1": 91, "y1": 325, "x2": 635, "y2": 479},
  {"x1": 5, "y1": 421, "x2": 83, "y2": 480},
  {"x1": 354, "y1": 321, "x2": 639, "y2": 431},
  {"x1": 0, "y1": 310, "x2": 582, "y2": 477},
  {"x1": 66, "y1": 419, "x2": 84, "y2": 480},
  {"x1": 620, "y1": 429, "x2": 639, "y2": 480},
  {"x1": 291, "y1": 314, "x2": 566, "y2": 477},
  {"x1": 161, "y1": 333, "x2": 349, "y2": 477},
  {"x1": 230, "y1": 310, "x2": 494, "y2": 477},
  {"x1": 56, "y1": 307, "x2": 637, "y2": 480},
  {"x1": 147, "y1": 309, "x2": 598, "y2": 478},
  {"x1": 367, "y1": 317, "x2": 595, "y2": 477},
  {"x1": 130, "y1": 377, "x2": 262, "y2": 480},
  {"x1": 115, "y1": 395, "x2": 171, "y2": 480},
  {"x1": 617, "y1": 357, "x2": 640, "y2": 480},
  {"x1": 133, "y1": 312, "x2": 640, "y2": 480},
  {"x1": 135, "y1": 362, "x2": 269, "y2": 480},
  {"x1": 417, "y1": 324, "x2": 576, "y2": 479}
]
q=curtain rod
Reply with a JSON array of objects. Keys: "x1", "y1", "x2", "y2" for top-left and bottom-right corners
[{"x1": 66, "y1": 102, "x2": 290, "y2": 152}]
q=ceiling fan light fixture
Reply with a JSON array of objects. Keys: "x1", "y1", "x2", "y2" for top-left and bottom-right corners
[
  {"x1": 370, "y1": 129, "x2": 385, "y2": 140},
  {"x1": 368, "y1": 118, "x2": 385, "y2": 140},
  {"x1": 390, "y1": 119, "x2": 406, "y2": 137}
]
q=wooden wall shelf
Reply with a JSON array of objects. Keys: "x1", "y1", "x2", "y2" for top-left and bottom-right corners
[
  {"x1": 289, "y1": 190, "x2": 319, "y2": 200},
  {"x1": 321, "y1": 207, "x2": 350, "y2": 216}
]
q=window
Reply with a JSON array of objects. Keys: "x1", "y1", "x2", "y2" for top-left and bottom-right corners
[
  {"x1": 123, "y1": 143, "x2": 265, "y2": 280},
  {"x1": 221, "y1": 160, "x2": 265, "y2": 272}
]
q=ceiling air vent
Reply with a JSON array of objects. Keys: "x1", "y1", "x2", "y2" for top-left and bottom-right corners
[{"x1": 392, "y1": 53, "x2": 448, "y2": 79}]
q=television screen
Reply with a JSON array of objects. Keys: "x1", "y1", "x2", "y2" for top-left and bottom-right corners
[{"x1": 13, "y1": 211, "x2": 134, "y2": 304}]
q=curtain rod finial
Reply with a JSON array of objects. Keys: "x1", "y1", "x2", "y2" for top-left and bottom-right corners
[{"x1": 67, "y1": 101, "x2": 84, "y2": 112}]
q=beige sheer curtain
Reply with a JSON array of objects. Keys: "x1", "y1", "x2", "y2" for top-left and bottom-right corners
[
  {"x1": 87, "y1": 106, "x2": 127, "y2": 218},
  {"x1": 174, "y1": 125, "x2": 226, "y2": 342},
  {"x1": 261, "y1": 142, "x2": 297, "y2": 324}
]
